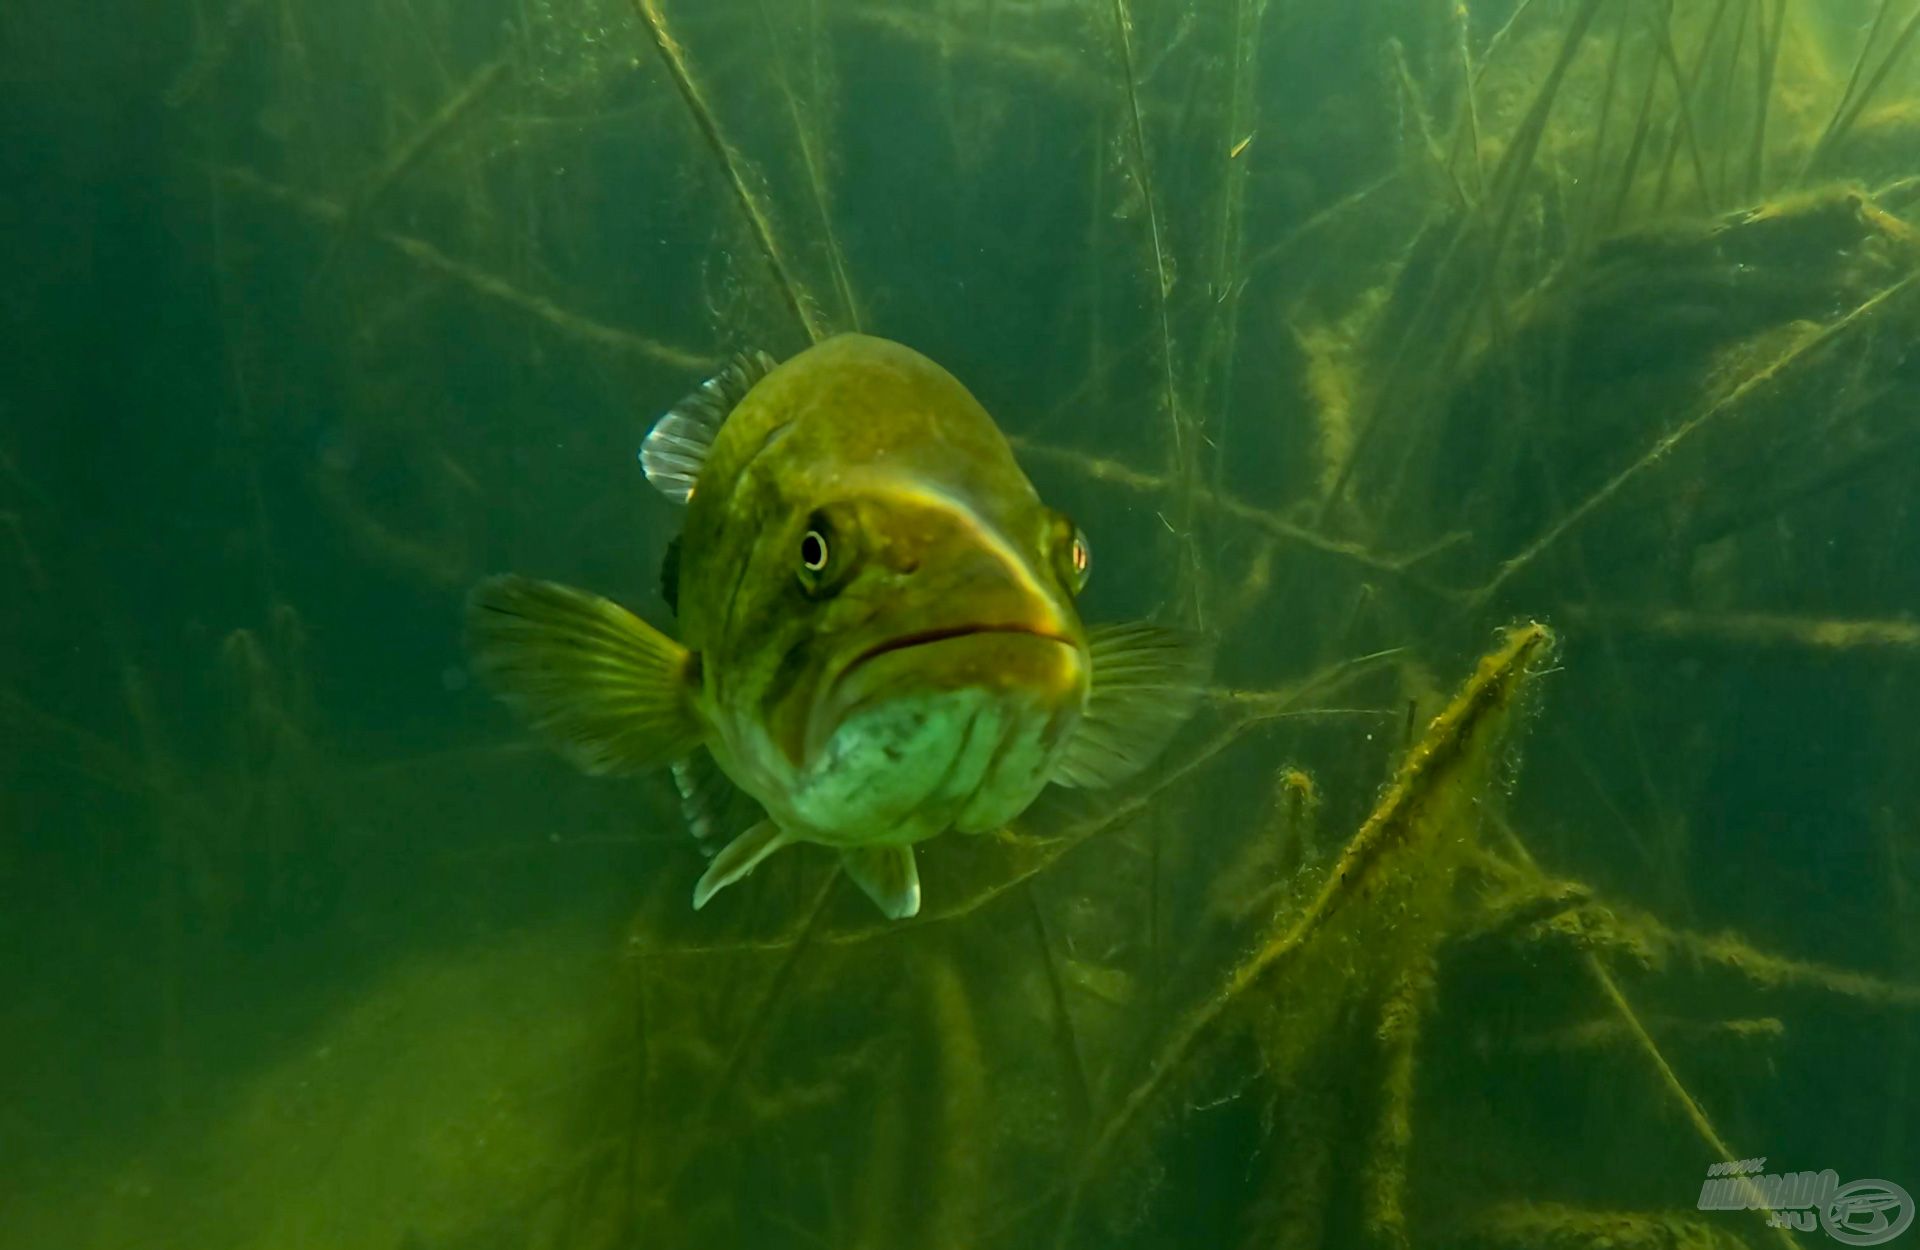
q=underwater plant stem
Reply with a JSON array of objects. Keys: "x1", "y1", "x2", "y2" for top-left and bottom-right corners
[
  {"x1": 1007, "y1": 435, "x2": 1463, "y2": 580},
  {"x1": 845, "y1": 6, "x2": 1113, "y2": 101},
  {"x1": 1087, "y1": 109, "x2": 1109, "y2": 418},
  {"x1": 1052, "y1": 625, "x2": 1552, "y2": 1249},
  {"x1": 1710, "y1": 2, "x2": 1751, "y2": 204},
  {"x1": 1391, "y1": 38, "x2": 1468, "y2": 209},
  {"x1": 1107, "y1": 0, "x2": 1204, "y2": 628},
  {"x1": 922, "y1": 953, "x2": 986, "y2": 1245},
  {"x1": 1566, "y1": 606, "x2": 1920, "y2": 652},
  {"x1": 310, "y1": 57, "x2": 511, "y2": 288},
  {"x1": 1745, "y1": 0, "x2": 1785, "y2": 201},
  {"x1": 1471, "y1": 269, "x2": 1920, "y2": 604},
  {"x1": 756, "y1": 0, "x2": 861, "y2": 332},
  {"x1": 1366, "y1": 958, "x2": 1435, "y2": 1248},
  {"x1": 1473, "y1": 0, "x2": 1538, "y2": 86},
  {"x1": 1201, "y1": 0, "x2": 1265, "y2": 501},
  {"x1": 627, "y1": 0, "x2": 827, "y2": 345},
  {"x1": 1605, "y1": 12, "x2": 1669, "y2": 230},
  {"x1": 1648, "y1": 0, "x2": 1720, "y2": 213},
  {"x1": 1452, "y1": 1, "x2": 1486, "y2": 198},
  {"x1": 1041, "y1": 166, "x2": 1402, "y2": 440},
  {"x1": 1023, "y1": 885, "x2": 1093, "y2": 1133},
  {"x1": 1321, "y1": 0, "x2": 1604, "y2": 517},
  {"x1": 218, "y1": 167, "x2": 712, "y2": 369},
  {"x1": 1587, "y1": 955, "x2": 1799, "y2": 1250},
  {"x1": 1475, "y1": 837, "x2": 1920, "y2": 1006},
  {"x1": 1577, "y1": 0, "x2": 1632, "y2": 245},
  {"x1": 700, "y1": 868, "x2": 838, "y2": 1122},
  {"x1": 1799, "y1": 0, "x2": 1898, "y2": 182},
  {"x1": 164, "y1": 0, "x2": 266, "y2": 107},
  {"x1": 1481, "y1": 826, "x2": 1796, "y2": 1250},
  {"x1": 1243, "y1": 169, "x2": 1403, "y2": 282},
  {"x1": 1803, "y1": 2, "x2": 1920, "y2": 181}
]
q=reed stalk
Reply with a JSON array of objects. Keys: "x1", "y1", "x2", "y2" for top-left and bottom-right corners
[{"x1": 627, "y1": 0, "x2": 827, "y2": 344}]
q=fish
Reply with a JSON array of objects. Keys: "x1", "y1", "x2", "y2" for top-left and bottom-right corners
[{"x1": 465, "y1": 333, "x2": 1209, "y2": 920}]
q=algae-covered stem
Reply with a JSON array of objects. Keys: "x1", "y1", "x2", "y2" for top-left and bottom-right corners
[
  {"x1": 627, "y1": 0, "x2": 827, "y2": 346},
  {"x1": 1484, "y1": 818, "x2": 1800, "y2": 1250},
  {"x1": 1470, "y1": 268, "x2": 1920, "y2": 606},
  {"x1": 1108, "y1": 0, "x2": 1206, "y2": 629},
  {"x1": 1318, "y1": 0, "x2": 1605, "y2": 520},
  {"x1": 1052, "y1": 623, "x2": 1554, "y2": 1247}
]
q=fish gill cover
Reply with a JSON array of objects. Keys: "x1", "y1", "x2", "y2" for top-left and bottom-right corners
[{"x1": 1, "y1": 1, "x2": 1918, "y2": 1248}]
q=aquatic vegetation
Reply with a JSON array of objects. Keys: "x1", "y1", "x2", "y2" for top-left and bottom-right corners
[{"x1": 5, "y1": 0, "x2": 1919, "y2": 1247}]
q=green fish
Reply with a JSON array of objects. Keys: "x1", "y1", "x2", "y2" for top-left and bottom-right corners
[{"x1": 466, "y1": 334, "x2": 1208, "y2": 919}]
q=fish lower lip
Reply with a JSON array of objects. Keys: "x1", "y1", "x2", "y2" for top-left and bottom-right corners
[{"x1": 849, "y1": 624, "x2": 1072, "y2": 671}]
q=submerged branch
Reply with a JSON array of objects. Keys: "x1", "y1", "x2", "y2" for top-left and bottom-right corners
[
  {"x1": 1566, "y1": 606, "x2": 1920, "y2": 653},
  {"x1": 216, "y1": 166, "x2": 713, "y2": 370},
  {"x1": 1472, "y1": 268, "x2": 1920, "y2": 603},
  {"x1": 1052, "y1": 623, "x2": 1553, "y2": 1247},
  {"x1": 627, "y1": 0, "x2": 827, "y2": 345},
  {"x1": 310, "y1": 57, "x2": 512, "y2": 285},
  {"x1": 1009, "y1": 435, "x2": 1463, "y2": 579}
]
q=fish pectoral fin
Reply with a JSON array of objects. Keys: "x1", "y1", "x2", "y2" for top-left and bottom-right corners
[
  {"x1": 639, "y1": 350, "x2": 779, "y2": 503},
  {"x1": 466, "y1": 574, "x2": 703, "y2": 776},
  {"x1": 692, "y1": 820, "x2": 792, "y2": 910},
  {"x1": 1052, "y1": 622, "x2": 1213, "y2": 789},
  {"x1": 840, "y1": 845, "x2": 922, "y2": 920}
]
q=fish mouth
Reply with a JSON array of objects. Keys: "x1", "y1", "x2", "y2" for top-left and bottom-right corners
[
  {"x1": 846, "y1": 623, "x2": 1076, "y2": 674},
  {"x1": 807, "y1": 622, "x2": 1085, "y2": 769}
]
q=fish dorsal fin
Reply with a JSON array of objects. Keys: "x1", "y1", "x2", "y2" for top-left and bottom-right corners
[
  {"x1": 671, "y1": 748, "x2": 768, "y2": 846},
  {"x1": 841, "y1": 845, "x2": 921, "y2": 919},
  {"x1": 1052, "y1": 622, "x2": 1213, "y2": 789},
  {"x1": 639, "y1": 349, "x2": 778, "y2": 503}
]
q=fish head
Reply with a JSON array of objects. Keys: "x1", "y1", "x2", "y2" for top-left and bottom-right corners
[{"x1": 730, "y1": 465, "x2": 1094, "y2": 838}]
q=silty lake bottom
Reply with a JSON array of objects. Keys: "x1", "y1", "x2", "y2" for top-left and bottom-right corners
[{"x1": 3, "y1": 1, "x2": 1919, "y2": 1247}]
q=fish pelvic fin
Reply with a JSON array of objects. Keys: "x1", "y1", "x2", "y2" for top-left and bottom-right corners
[
  {"x1": 841, "y1": 845, "x2": 921, "y2": 920},
  {"x1": 1051, "y1": 622, "x2": 1212, "y2": 789},
  {"x1": 692, "y1": 820, "x2": 792, "y2": 910},
  {"x1": 466, "y1": 574, "x2": 704, "y2": 775},
  {"x1": 671, "y1": 749, "x2": 767, "y2": 845},
  {"x1": 639, "y1": 349, "x2": 778, "y2": 503}
]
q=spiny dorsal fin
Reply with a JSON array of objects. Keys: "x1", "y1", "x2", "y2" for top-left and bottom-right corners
[
  {"x1": 1052, "y1": 622, "x2": 1212, "y2": 789},
  {"x1": 639, "y1": 349, "x2": 778, "y2": 503}
]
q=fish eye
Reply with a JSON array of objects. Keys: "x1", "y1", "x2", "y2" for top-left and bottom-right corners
[
  {"x1": 799, "y1": 529, "x2": 830, "y2": 573},
  {"x1": 1051, "y1": 513, "x2": 1091, "y2": 594}
]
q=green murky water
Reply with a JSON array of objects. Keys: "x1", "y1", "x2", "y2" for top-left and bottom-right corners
[{"x1": 4, "y1": 2, "x2": 1918, "y2": 1246}]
